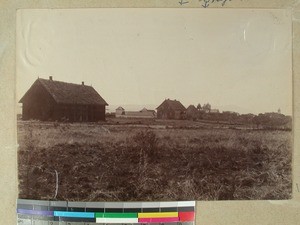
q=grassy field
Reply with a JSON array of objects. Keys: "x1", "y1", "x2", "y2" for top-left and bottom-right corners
[{"x1": 18, "y1": 118, "x2": 292, "y2": 201}]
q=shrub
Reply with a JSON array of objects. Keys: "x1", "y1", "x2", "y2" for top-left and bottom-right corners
[{"x1": 132, "y1": 130, "x2": 159, "y2": 159}]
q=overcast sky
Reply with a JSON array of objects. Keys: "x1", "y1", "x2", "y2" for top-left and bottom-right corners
[{"x1": 17, "y1": 8, "x2": 292, "y2": 115}]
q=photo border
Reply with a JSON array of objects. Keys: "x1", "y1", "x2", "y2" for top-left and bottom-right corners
[{"x1": 1, "y1": 0, "x2": 299, "y2": 224}]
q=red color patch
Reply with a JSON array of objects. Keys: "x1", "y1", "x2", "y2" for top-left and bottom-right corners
[{"x1": 179, "y1": 211, "x2": 195, "y2": 222}]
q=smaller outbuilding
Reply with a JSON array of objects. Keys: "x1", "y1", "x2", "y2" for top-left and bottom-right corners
[
  {"x1": 115, "y1": 106, "x2": 125, "y2": 117},
  {"x1": 186, "y1": 105, "x2": 198, "y2": 120}
]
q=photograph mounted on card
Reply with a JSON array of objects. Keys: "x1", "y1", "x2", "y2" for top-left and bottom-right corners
[{"x1": 16, "y1": 8, "x2": 293, "y2": 201}]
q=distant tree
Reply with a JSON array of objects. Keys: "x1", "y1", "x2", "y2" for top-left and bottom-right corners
[
  {"x1": 203, "y1": 103, "x2": 211, "y2": 112},
  {"x1": 197, "y1": 103, "x2": 202, "y2": 110},
  {"x1": 252, "y1": 112, "x2": 291, "y2": 129}
]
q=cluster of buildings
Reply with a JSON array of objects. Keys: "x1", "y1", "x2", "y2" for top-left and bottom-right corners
[
  {"x1": 115, "y1": 107, "x2": 156, "y2": 119},
  {"x1": 156, "y1": 99, "x2": 220, "y2": 120},
  {"x1": 19, "y1": 77, "x2": 221, "y2": 122},
  {"x1": 113, "y1": 99, "x2": 187, "y2": 120}
]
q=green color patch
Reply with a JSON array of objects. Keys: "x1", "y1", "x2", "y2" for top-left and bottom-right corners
[{"x1": 95, "y1": 212, "x2": 137, "y2": 218}]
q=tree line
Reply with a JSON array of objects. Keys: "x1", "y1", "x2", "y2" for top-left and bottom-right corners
[{"x1": 188, "y1": 104, "x2": 292, "y2": 130}]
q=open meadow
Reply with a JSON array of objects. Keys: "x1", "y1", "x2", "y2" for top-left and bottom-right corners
[{"x1": 18, "y1": 118, "x2": 292, "y2": 201}]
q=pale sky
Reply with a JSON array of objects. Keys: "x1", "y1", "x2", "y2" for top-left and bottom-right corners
[{"x1": 16, "y1": 8, "x2": 292, "y2": 115}]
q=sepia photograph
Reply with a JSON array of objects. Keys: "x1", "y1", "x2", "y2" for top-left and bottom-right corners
[{"x1": 16, "y1": 8, "x2": 293, "y2": 201}]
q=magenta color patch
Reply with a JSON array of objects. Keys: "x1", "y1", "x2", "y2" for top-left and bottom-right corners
[{"x1": 138, "y1": 217, "x2": 179, "y2": 223}]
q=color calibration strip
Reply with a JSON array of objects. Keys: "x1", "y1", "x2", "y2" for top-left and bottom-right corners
[{"x1": 17, "y1": 199, "x2": 196, "y2": 224}]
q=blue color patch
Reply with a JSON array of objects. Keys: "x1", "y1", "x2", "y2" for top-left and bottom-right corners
[{"x1": 17, "y1": 209, "x2": 54, "y2": 216}]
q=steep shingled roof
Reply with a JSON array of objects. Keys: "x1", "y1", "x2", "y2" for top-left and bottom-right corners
[
  {"x1": 187, "y1": 105, "x2": 198, "y2": 112},
  {"x1": 156, "y1": 99, "x2": 186, "y2": 111},
  {"x1": 19, "y1": 78, "x2": 108, "y2": 105}
]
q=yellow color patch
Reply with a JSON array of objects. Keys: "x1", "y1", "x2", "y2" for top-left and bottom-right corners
[{"x1": 138, "y1": 212, "x2": 178, "y2": 218}]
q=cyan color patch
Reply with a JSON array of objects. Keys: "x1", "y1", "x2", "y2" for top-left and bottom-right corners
[{"x1": 53, "y1": 211, "x2": 94, "y2": 218}]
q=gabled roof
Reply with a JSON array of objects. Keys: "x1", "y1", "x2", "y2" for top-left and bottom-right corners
[
  {"x1": 140, "y1": 107, "x2": 156, "y2": 113},
  {"x1": 156, "y1": 99, "x2": 186, "y2": 111},
  {"x1": 19, "y1": 78, "x2": 108, "y2": 105},
  {"x1": 116, "y1": 106, "x2": 125, "y2": 110},
  {"x1": 187, "y1": 105, "x2": 198, "y2": 111}
]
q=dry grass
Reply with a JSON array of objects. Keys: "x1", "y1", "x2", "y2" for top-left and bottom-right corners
[{"x1": 18, "y1": 119, "x2": 292, "y2": 201}]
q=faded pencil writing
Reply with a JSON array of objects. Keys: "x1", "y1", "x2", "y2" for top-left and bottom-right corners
[{"x1": 200, "y1": 0, "x2": 232, "y2": 8}]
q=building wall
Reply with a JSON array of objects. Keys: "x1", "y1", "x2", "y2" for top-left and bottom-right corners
[
  {"x1": 21, "y1": 82, "x2": 56, "y2": 120},
  {"x1": 116, "y1": 108, "x2": 156, "y2": 119},
  {"x1": 157, "y1": 106, "x2": 185, "y2": 120},
  {"x1": 116, "y1": 111, "x2": 156, "y2": 118},
  {"x1": 186, "y1": 109, "x2": 198, "y2": 119},
  {"x1": 54, "y1": 104, "x2": 105, "y2": 122},
  {"x1": 174, "y1": 110, "x2": 185, "y2": 119},
  {"x1": 95, "y1": 105, "x2": 106, "y2": 121},
  {"x1": 157, "y1": 107, "x2": 175, "y2": 119},
  {"x1": 115, "y1": 108, "x2": 125, "y2": 118}
]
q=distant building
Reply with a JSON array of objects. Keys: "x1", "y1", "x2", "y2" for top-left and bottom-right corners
[
  {"x1": 202, "y1": 109, "x2": 210, "y2": 113},
  {"x1": 186, "y1": 105, "x2": 198, "y2": 119},
  {"x1": 156, "y1": 99, "x2": 186, "y2": 120},
  {"x1": 19, "y1": 77, "x2": 108, "y2": 122},
  {"x1": 115, "y1": 107, "x2": 156, "y2": 118},
  {"x1": 210, "y1": 109, "x2": 220, "y2": 113},
  {"x1": 223, "y1": 111, "x2": 240, "y2": 116},
  {"x1": 115, "y1": 106, "x2": 125, "y2": 116},
  {"x1": 140, "y1": 107, "x2": 156, "y2": 114}
]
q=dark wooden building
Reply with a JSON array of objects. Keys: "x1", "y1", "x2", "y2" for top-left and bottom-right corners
[
  {"x1": 156, "y1": 99, "x2": 186, "y2": 120},
  {"x1": 19, "y1": 77, "x2": 108, "y2": 122}
]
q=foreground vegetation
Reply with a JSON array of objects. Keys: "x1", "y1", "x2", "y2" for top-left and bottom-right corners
[{"x1": 18, "y1": 119, "x2": 292, "y2": 201}]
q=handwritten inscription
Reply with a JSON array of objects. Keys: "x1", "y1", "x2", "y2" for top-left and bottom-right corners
[
  {"x1": 179, "y1": 0, "x2": 232, "y2": 7},
  {"x1": 201, "y1": 0, "x2": 232, "y2": 7},
  {"x1": 179, "y1": 0, "x2": 189, "y2": 5}
]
